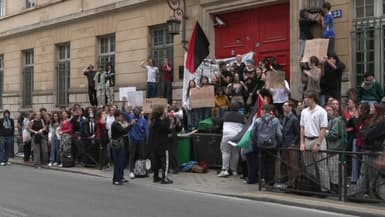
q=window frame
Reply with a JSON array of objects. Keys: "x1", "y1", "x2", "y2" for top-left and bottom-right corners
[
  {"x1": 150, "y1": 24, "x2": 174, "y2": 78},
  {"x1": 22, "y1": 49, "x2": 34, "y2": 108},
  {"x1": 0, "y1": 55, "x2": 4, "y2": 108},
  {"x1": 56, "y1": 43, "x2": 70, "y2": 106},
  {"x1": 0, "y1": 0, "x2": 6, "y2": 17},
  {"x1": 26, "y1": 0, "x2": 36, "y2": 9},
  {"x1": 98, "y1": 34, "x2": 115, "y2": 68}
]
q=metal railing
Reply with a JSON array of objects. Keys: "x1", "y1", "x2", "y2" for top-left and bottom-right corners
[{"x1": 257, "y1": 148, "x2": 385, "y2": 203}]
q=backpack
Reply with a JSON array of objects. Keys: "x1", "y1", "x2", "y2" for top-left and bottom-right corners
[
  {"x1": 255, "y1": 116, "x2": 278, "y2": 149},
  {"x1": 133, "y1": 160, "x2": 148, "y2": 177}
]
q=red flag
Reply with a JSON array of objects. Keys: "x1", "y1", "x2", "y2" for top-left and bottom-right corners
[
  {"x1": 186, "y1": 22, "x2": 210, "y2": 73},
  {"x1": 257, "y1": 94, "x2": 265, "y2": 118}
]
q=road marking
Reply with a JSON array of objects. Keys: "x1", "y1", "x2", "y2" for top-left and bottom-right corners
[{"x1": 0, "y1": 207, "x2": 28, "y2": 217}]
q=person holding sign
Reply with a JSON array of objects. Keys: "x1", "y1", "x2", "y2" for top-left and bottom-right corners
[{"x1": 141, "y1": 58, "x2": 159, "y2": 98}]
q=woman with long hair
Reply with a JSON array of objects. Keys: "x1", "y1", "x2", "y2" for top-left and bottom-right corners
[
  {"x1": 48, "y1": 112, "x2": 61, "y2": 167},
  {"x1": 266, "y1": 70, "x2": 290, "y2": 118},
  {"x1": 358, "y1": 103, "x2": 385, "y2": 198},
  {"x1": 96, "y1": 110, "x2": 108, "y2": 168},
  {"x1": 59, "y1": 110, "x2": 73, "y2": 167},
  {"x1": 185, "y1": 79, "x2": 199, "y2": 130},
  {"x1": 226, "y1": 72, "x2": 248, "y2": 106}
]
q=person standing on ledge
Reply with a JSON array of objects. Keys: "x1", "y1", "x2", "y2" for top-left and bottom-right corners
[
  {"x1": 83, "y1": 64, "x2": 97, "y2": 106},
  {"x1": 141, "y1": 58, "x2": 159, "y2": 98}
]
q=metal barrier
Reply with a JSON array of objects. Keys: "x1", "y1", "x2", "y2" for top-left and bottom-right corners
[{"x1": 257, "y1": 148, "x2": 385, "y2": 203}]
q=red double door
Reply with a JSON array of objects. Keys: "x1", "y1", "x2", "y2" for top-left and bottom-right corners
[{"x1": 215, "y1": 3, "x2": 290, "y2": 80}]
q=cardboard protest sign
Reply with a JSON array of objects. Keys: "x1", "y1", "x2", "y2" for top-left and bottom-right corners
[
  {"x1": 301, "y1": 39, "x2": 329, "y2": 63},
  {"x1": 191, "y1": 86, "x2": 215, "y2": 108},
  {"x1": 143, "y1": 98, "x2": 168, "y2": 113}
]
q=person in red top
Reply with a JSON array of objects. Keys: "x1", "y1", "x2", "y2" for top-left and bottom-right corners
[
  {"x1": 59, "y1": 110, "x2": 73, "y2": 167},
  {"x1": 96, "y1": 110, "x2": 109, "y2": 168},
  {"x1": 160, "y1": 57, "x2": 173, "y2": 104}
]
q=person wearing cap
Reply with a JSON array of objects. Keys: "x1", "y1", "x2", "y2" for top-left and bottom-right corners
[
  {"x1": 358, "y1": 72, "x2": 384, "y2": 105},
  {"x1": 0, "y1": 110, "x2": 15, "y2": 166}
]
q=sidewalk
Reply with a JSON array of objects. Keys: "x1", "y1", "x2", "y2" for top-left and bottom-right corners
[{"x1": 9, "y1": 157, "x2": 385, "y2": 217}]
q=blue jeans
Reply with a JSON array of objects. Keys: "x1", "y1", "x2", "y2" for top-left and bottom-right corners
[
  {"x1": 50, "y1": 138, "x2": 60, "y2": 163},
  {"x1": 112, "y1": 146, "x2": 126, "y2": 182},
  {"x1": 246, "y1": 151, "x2": 258, "y2": 183},
  {"x1": 187, "y1": 109, "x2": 199, "y2": 130},
  {"x1": 198, "y1": 108, "x2": 211, "y2": 121},
  {"x1": 147, "y1": 82, "x2": 158, "y2": 98},
  {"x1": 0, "y1": 136, "x2": 13, "y2": 163},
  {"x1": 106, "y1": 142, "x2": 113, "y2": 164},
  {"x1": 351, "y1": 139, "x2": 361, "y2": 183}
]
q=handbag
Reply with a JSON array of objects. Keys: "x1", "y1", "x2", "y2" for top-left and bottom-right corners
[{"x1": 111, "y1": 137, "x2": 124, "y2": 149}]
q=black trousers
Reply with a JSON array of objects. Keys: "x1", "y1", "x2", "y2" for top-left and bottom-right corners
[
  {"x1": 152, "y1": 149, "x2": 169, "y2": 180},
  {"x1": 128, "y1": 141, "x2": 144, "y2": 171},
  {"x1": 24, "y1": 141, "x2": 32, "y2": 162},
  {"x1": 246, "y1": 151, "x2": 258, "y2": 183},
  {"x1": 88, "y1": 86, "x2": 98, "y2": 106},
  {"x1": 259, "y1": 149, "x2": 277, "y2": 186}
]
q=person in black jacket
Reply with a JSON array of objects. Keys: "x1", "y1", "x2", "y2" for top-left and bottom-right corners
[
  {"x1": 110, "y1": 110, "x2": 135, "y2": 185},
  {"x1": 320, "y1": 53, "x2": 346, "y2": 105},
  {"x1": 83, "y1": 64, "x2": 98, "y2": 106},
  {"x1": 149, "y1": 106, "x2": 174, "y2": 184},
  {"x1": 0, "y1": 110, "x2": 15, "y2": 166}
]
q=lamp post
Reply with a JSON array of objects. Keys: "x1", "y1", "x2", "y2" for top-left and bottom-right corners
[{"x1": 167, "y1": 0, "x2": 188, "y2": 49}]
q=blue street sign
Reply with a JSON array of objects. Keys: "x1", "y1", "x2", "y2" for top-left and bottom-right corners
[{"x1": 331, "y1": 9, "x2": 342, "y2": 18}]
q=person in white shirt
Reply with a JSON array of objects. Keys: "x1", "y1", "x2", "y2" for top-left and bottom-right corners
[
  {"x1": 300, "y1": 91, "x2": 330, "y2": 192},
  {"x1": 141, "y1": 58, "x2": 159, "y2": 98}
]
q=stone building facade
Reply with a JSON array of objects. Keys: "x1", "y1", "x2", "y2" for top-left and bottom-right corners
[{"x1": 0, "y1": 0, "x2": 354, "y2": 114}]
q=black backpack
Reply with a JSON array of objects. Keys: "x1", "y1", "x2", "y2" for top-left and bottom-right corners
[{"x1": 255, "y1": 116, "x2": 278, "y2": 149}]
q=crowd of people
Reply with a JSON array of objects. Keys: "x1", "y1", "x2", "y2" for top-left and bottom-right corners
[{"x1": 7, "y1": 100, "x2": 184, "y2": 186}]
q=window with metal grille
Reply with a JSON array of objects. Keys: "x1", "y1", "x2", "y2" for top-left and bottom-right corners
[
  {"x1": 150, "y1": 25, "x2": 174, "y2": 76},
  {"x1": 0, "y1": 55, "x2": 4, "y2": 108},
  {"x1": 354, "y1": 25, "x2": 375, "y2": 86},
  {"x1": 57, "y1": 43, "x2": 70, "y2": 106},
  {"x1": 0, "y1": 0, "x2": 6, "y2": 17},
  {"x1": 26, "y1": 0, "x2": 35, "y2": 9},
  {"x1": 308, "y1": 0, "x2": 324, "y2": 9},
  {"x1": 98, "y1": 35, "x2": 115, "y2": 68},
  {"x1": 23, "y1": 49, "x2": 34, "y2": 107}
]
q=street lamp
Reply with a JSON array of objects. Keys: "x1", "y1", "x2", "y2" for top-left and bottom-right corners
[
  {"x1": 167, "y1": 16, "x2": 181, "y2": 35},
  {"x1": 166, "y1": 0, "x2": 184, "y2": 35}
]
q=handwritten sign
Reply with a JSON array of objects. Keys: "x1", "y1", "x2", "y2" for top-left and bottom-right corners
[
  {"x1": 143, "y1": 98, "x2": 168, "y2": 113},
  {"x1": 301, "y1": 39, "x2": 329, "y2": 63},
  {"x1": 119, "y1": 87, "x2": 136, "y2": 101},
  {"x1": 191, "y1": 86, "x2": 215, "y2": 109}
]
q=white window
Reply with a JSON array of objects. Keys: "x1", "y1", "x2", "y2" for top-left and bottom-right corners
[
  {"x1": 0, "y1": 0, "x2": 6, "y2": 17},
  {"x1": 26, "y1": 0, "x2": 36, "y2": 9},
  {"x1": 98, "y1": 35, "x2": 115, "y2": 67},
  {"x1": 57, "y1": 43, "x2": 70, "y2": 106},
  {"x1": 23, "y1": 49, "x2": 34, "y2": 107},
  {"x1": 0, "y1": 55, "x2": 4, "y2": 107}
]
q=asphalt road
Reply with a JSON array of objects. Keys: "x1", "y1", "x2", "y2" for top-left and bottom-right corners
[{"x1": 0, "y1": 165, "x2": 356, "y2": 217}]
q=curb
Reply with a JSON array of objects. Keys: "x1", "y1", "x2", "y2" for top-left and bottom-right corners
[
  {"x1": 9, "y1": 159, "x2": 108, "y2": 178},
  {"x1": 213, "y1": 192, "x2": 385, "y2": 217}
]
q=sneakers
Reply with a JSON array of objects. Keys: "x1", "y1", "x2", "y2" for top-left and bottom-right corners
[
  {"x1": 0, "y1": 162, "x2": 5, "y2": 166},
  {"x1": 48, "y1": 163, "x2": 53, "y2": 167},
  {"x1": 53, "y1": 163, "x2": 58, "y2": 167},
  {"x1": 6, "y1": 162, "x2": 11, "y2": 165},
  {"x1": 228, "y1": 141, "x2": 238, "y2": 147},
  {"x1": 121, "y1": 178, "x2": 129, "y2": 183},
  {"x1": 112, "y1": 181, "x2": 123, "y2": 185},
  {"x1": 58, "y1": 164, "x2": 63, "y2": 168},
  {"x1": 129, "y1": 172, "x2": 135, "y2": 179},
  {"x1": 161, "y1": 178, "x2": 174, "y2": 184},
  {"x1": 218, "y1": 170, "x2": 230, "y2": 177}
]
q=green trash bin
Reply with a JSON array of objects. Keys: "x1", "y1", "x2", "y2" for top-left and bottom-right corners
[{"x1": 178, "y1": 135, "x2": 192, "y2": 166}]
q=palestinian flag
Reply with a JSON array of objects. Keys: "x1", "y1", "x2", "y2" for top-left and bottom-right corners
[{"x1": 186, "y1": 22, "x2": 210, "y2": 73}]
